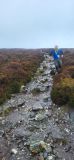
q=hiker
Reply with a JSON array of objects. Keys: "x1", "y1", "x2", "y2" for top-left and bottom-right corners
[{"x1": 50, "y1": 45, "x2": 63, "y2": 72}]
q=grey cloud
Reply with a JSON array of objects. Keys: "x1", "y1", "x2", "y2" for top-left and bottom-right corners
[{"x1": 0, "y1": 0, "x2": 74, "y2": 48}]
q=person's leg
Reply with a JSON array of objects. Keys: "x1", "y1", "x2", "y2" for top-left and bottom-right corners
[
  {"x1": 58, "y1": 59, "x2": 62, "y2": 68},
  {"x1": 54, "y1": 60, "x2": 59, "y2": 72},
  {"x1": 56, "y1": 59, "x2": 63, "y2": 73}
]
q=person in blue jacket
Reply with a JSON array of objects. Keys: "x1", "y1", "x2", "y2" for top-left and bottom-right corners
[{"x1": 50, "y1": 45, "x2": 63, "y2": 72}]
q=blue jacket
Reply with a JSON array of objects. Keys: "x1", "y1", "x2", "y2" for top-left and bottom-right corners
[{"x1": 50, "y1": 49, "x2": 63, "y2": 60}]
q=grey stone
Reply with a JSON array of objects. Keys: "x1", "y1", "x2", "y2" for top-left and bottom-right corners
[
  {"x1": 51, "y1": 126, "x2": 63, "y2": 139},
  {"x1": 11, "y1": 148, "x2": 18, "y2": 154},
  {"x1": 43, "y1": 151, "x2": 48, "y2": 158},
  {"x1": 34, "y1": 113, "x2": 47, "y2": 121},
  {"x1": 43, "y1": 97, "x2": 49, "y2": 102},
  {"x1": 29, "y1": 112, "x2": 35, "y2": 118},
  {"x1": 32, "y1": 102, "x2": 43, "y2": 111},
  {"x1": 13, "y1": 127, "x2": 31, "y2": 139},
  {"x1": 47, "y1": 155, "x2": 55, "y2": 160},
  {"x1": 0, "y1": 130, "x2": 4, "y2": 137},
  {"x1": 65, "y1": 145, "x2": 71, "y2": 152}
]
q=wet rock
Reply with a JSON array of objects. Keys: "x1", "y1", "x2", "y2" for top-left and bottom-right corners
[{"x1": 32, "y1": 102, "x2": 43, "y2": 111}]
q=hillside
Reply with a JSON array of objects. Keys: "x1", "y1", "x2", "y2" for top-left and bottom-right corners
[
  {"x1": 0, "y1": 49, "x2": 44, "y2": 104},
  {"x1": 0, "y1": 51, "x2": 74, "y2": 160},
  {"x1": 51, "y1": 50, "x2": 74, "y2": 107}
]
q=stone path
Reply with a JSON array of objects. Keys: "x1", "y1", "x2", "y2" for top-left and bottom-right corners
[{"x1": 0, "y1": 53, "x2": 74, "y2": 160}]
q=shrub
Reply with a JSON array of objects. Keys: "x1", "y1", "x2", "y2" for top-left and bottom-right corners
[
  {"x1": 0, "y1": 50, "x2": 44, "y2": 103},
  {"x1": 0, "y1": 97, "x2": 6, "y2": 105},
  {"x1": 9, "y1": 81, "x2": 20, "y2": 94},
  {"x1": 51, "y1": 53, "x2": 74, "y2": 107},
  {"x1": 51, "y1": 86, "x2": 70, "y2": 105},
  {"x1": 68, "y1": 91, "x2": 74, "y2": 107},
  {"x1": 31, "y1": 88, "x2": 41, "y2": 95},
  {"x1": 0, "y1": 89, "x2": 6, "y2": 105},
  {"x1": 51, "y1": 78, "x2": 74, "y2": 107}
]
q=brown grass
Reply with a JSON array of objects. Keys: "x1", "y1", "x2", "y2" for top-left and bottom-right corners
[
  {"x1": 0, "y1": 49, "x2": 44, "y2": 105},
  {"x1": 51, "y1": 51, "x2": 74, "y2": 107}
]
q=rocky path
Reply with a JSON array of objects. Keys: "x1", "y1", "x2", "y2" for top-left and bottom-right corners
[{"x1": 0, "y1": 54, "x2": 74, "y2": 160}]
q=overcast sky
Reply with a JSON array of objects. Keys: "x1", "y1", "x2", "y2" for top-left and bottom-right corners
[{"x1": 0, "y1": 0, "x2": 74, "y2": 48}]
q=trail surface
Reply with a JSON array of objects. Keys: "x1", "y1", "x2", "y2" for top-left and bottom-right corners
[{"x1": 0, "y1": 54, "x2": 74, "y2": 160}]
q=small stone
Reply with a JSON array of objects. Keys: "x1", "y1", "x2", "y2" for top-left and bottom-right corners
[
  {"x1": 32, "y1": 102, "x2": 43, "y2": 111},
  {"x1": 64, "y1": 128, "x2": 70, "y2": 133},
  {"x1": 55, "y1": 119, "x2": 59, "y2": 123},
  {"x1": 43, "y1": 151, "x2": 48, "y2": 158},
  {"x1": 2, "y1": 120, "x2": 5, "y2": 124},
  {"x1": 65, "y1": 145, "x2": 71, "y2": 152},
  {"x1": 2, "y1": 158, "x2": 6, "y2": 160},
  {"x1": 22, "y1": 105, "x2": 25, "y2": 108},
  {"x1": 0, "y1": 130, "x2": 4, "y2": 137},
  {"x1": 0, "y1": 117, "x2": 3, "y2": 120},
  {"x1": 35, "y1": 113, "x2": 47, "y2": 121},
  {"x1": 11, "y1": 148, "x2": 18, "y2": 154},
  {"x1": 47, "y1": 144, "x2": 52, "y2": 153},
  {"x1": 47, "y1": 155, "x2": 55, "y2": 160},
  {"x1": 45, "y1": 110, "x2": 52, "y2": 117},
  {"x1": 30, "y1": 112, "x2": 35, "y2": 118},
  {"x1": 38, "y1": 153, "x2": 44, "y2": 160},
  {"x1": 43, "y1": 97, "x2": 49, "y2": 102},
  {"x1": 24, "y1": 142, "x2": 27, "y2": 146}
]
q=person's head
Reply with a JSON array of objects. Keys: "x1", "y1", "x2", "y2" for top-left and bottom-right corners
[{"x1": 54, "y1": 45, "x2": 58, "y2": 51}]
